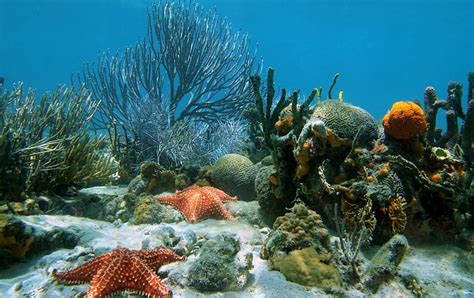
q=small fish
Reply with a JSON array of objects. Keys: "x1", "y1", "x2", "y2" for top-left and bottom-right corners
[{"x1": 0, "y1": 76, "x2": 4, "y2": 85}]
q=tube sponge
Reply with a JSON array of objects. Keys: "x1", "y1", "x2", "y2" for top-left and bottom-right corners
[{"x1": 382, "y1": 101, "x2": 427, "y2": 141}]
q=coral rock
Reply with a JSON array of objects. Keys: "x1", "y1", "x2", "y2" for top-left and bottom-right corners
[
  {"x1": 362, "y1": 234, "x2": 409, "y2": 292},
  {"x1": 260, "y1": 203, "x2": 331, "y2": 259},
  {"x1": 382, "y1": 101, "x2": 427, "y2": 141},
  {"x1": 269, "y1": 247, "x2": 341, "y2": 289},
  {"x1": 187, "y1": 234, "x2": 251, "y2": 292}
]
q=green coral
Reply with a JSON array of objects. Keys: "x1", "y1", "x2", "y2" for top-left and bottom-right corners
[
  {"x1": 312, "y1": 99, "x2": 378, "y2": 143},
  {"x1": 269, "y1": 247, "x2": 341, "y2": 289},
  {"x1": 211, "y1": 154, "x2": 257, "y2": 200},
  {"x1": 260, "y1": 203, "x2": 331, "y2": 259},
  {"x1": 132, "y1": 195, "x2": 182, "y2": 224}
]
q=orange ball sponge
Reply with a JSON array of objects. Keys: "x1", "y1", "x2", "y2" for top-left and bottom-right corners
[{"x1": 382, "y1": 101, "x2": 427, "y2": 141}]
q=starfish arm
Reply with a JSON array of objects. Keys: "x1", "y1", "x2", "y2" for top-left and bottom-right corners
[
  {"x1": 205, "y1": 187, "x2": 238, "y2": 202},
  {"x1": 214, "y1": 204, "x2": 238, "y2": 221},
  {"x1": 86, "y1": 251, "x2": 127, "y2": 298},
  {"x1": 154, "y1": 194, "x2": 180, "y2": 205},
  {"x1": 129, "y1": 255, "x2": 173, "y2": 298},
  {"x1": 207, "y1": 199, "x2": 238, "y2": 221},
  {"x1": 136, "y1": 248, "x2": 185, "y2": 269},
  {"x1": 53, "y1": 253, "x2": 108, "y2": 284}
]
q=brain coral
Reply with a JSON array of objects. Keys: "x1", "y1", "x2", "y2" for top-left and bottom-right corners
[
  {"x1": 211, "y1": 154, "x2": 257, "y2": 201},
  {"x1": 382, "y1": 101, "x2": 427, "y2": 141},
  {"x1": 311, "y1": 100, "x2": 378, "y2": 141}
]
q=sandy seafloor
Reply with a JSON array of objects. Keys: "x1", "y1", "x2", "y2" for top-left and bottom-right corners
[{"x1": 0, "y1": 188, "x2": 473, "y2": 297}]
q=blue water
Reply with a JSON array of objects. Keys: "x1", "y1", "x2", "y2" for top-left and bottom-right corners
[{"x1": 0, "y1": 0, "x2": 473, "y2": 121}]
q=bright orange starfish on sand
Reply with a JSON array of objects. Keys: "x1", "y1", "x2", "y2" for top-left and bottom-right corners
[
  {"x1": 52, "y1": 247, "x2": 184, "y2": 298},
  {"x1": 154, "y1": 185, "x2": 238, "y2": 223}
]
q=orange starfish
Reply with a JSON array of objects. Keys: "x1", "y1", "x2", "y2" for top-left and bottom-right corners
[
  {"x1": 52, "y1": 247, "x2": 184, "y2": 298},
  {"x1": 155, "y1": 185, "x2": 238, "y2": 223}
]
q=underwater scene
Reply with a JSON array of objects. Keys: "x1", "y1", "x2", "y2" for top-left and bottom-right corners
[{"x1": 0, "y1": 0, "x2": 473, "y2": 297}]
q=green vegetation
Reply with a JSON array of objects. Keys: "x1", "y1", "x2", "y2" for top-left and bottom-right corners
[{"x1": 0, "y1": 84, "x2": 116, "y2": 199}]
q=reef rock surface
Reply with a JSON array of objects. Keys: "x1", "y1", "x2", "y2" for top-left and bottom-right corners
[{"x1": 0, "y1": 186, "x2": 472, "y2": 297}]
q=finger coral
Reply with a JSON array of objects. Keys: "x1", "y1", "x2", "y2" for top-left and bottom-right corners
[{"x1": 382, "y1": 101, "x2": 427, "y2": 141}]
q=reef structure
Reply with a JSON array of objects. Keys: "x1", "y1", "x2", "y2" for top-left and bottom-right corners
[{"x1": 251, "y1": 68, "x2": 473, "y2": 247}]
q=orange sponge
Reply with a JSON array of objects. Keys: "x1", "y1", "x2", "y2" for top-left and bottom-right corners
[{"x1": 382, "y1": 101, "x2": 427, "y2": 141}]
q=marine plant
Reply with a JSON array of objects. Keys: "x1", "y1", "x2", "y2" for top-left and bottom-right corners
[
  {"x1": 0, "y1": 83, "x2": 116, "y2": 198},
  {"x1": 80, "y1": 0, "x2": 259, "y2": 172}
]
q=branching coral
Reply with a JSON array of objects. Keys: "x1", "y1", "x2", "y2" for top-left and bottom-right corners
[
  {"x1": 387, "y1": 195, "x2": 408, "y2": 234},
  {"x1": 249, "y1": 68, "x2": 290, "y2": 152},
  {"x1": 340, "y1": 192, "x2": 377, "y2": 235},
  {"x1": 0, "y1": 84, "x2": 116, "y2": 196},
  {"x1": 333, "y1": 201, "x2": 373, "y2": 282},
  {"x1": 461, "y1": 72, "x2": 474, "y2": 186},
  {"x1": 249, "y1": 68, "x2": 318, "y2": 154},
  {"x1": 141, "y1": 116, "x2": 248, "y2": 168},
  {"x1": 80, "y1": 0, "x2": 259, "y2": 174}
]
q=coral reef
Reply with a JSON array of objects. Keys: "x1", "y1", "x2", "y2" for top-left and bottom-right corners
[
  {"x1": 260, "y1": 203, "x2": 342, "y2": 290},
  {"x1": 0, "y1": 214, "x2": 34, "y2": 263},
  {"x1": 254, "y1": 164, "x2": 282, "y2": 221},
  {"x1": 211, "y1": 154, "x2": 257, "y2": 200},
  {"x1": 132, "y1": 195, "x2": 183, "y2": 224},
  {"x1": 423, "y1": 73, "x2": 474, "y2": 188},
  {"x1": 312, "y1": 99, "x2": 378, "y2": 144},
  {"x1": 224, "y1": 200, "x2": 268, "y2": 228},
  {"x1": 382, "y1": 101, "x2": 427, "y2": 141}
]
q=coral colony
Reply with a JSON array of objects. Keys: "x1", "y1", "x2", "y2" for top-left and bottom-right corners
[{"x1": 0, "y1": 1, "x2": 473, "y2": 297}]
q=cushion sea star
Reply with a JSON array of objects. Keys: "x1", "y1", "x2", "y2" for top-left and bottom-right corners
[
  {"x1": 154, "y1": 185, "x2": 238, "y2": 223},
  {"x1": 52, "y1": 246, "x2": 184, "y2": 298}
]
